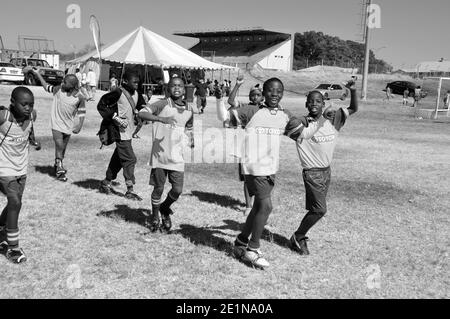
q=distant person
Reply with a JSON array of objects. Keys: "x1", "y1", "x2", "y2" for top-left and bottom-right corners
[
  {"x1": 0, "y1": 87, "x2": 37, "y2": 264},
  {"x1": 81, "y1": 73, "x2": 93, "y2": 102},
  {"x1": 412, "y1": 86, "x2": 421, "y2": 108},
  {"x1": 403, "y1": 88, "x2": 409, "y2": 106},
  {"x1": 75, "y1": 68, "x2": 90, "y2": 100},
  {"x1": 97, "y1": 71, "x2": 145, "y2": 201},
  {"x1": 110, "y1": 73, "x2": 119, "y2": 91},
  {"x1": 194, "y1": 79, "x2": 208, "y2": 114},
  {"x1": 443, "y1": 90, "x2": 450, "y2": 109},
  {"x1": 384, "y1": 86, "x2": 394, "y2": 102},
  {"x1": 32, "y1": 69, "x2": 86, "y2": 182},
  {"x1": 87, "y1": 68, "x2": 97, "y2": 100}
]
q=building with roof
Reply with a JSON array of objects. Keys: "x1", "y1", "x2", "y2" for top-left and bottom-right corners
[
  {"x1": 409, "y1": 60, "x2": 450, "y2": 78},
  {"x1": 174, "y1": 27, "x2": 294, "y2": 72}
]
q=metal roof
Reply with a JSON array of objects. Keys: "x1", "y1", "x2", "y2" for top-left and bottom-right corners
[{"x1": 174, "y1": 27, "x2": 290, "y2": 38}]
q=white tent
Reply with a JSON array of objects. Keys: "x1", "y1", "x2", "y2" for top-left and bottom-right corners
[{"x1": 67, "y1": 26, "x2": 233, "y2": 70}]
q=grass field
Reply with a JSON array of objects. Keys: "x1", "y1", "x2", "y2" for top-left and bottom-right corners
[{"x1": 0, "y1": 76, "x2": 449, "y2": 299}]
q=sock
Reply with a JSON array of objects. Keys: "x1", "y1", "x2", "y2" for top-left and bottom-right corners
[
  {"x1": 6, "y1": 228, "x2": 19, "y2": 250},
  {"x1": 237, "y1": 234, "x2": 249, "y2": 246},
  {"x1": 160, "y1": 193, "x2": 177, "y2": 210},
  {"x1": 295, "y1": 211, "x2": 325, "y2": 239},
  {"x1": 151, "y1": 204, "x2": 160, "y2": 221}
]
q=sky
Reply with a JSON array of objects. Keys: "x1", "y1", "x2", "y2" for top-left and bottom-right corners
[{"x1": 0, "y1": 0, "x2": 448, "y2": 69}]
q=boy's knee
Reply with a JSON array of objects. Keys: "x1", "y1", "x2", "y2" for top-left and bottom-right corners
[
  {"x1": 152, "y1": 187, "x2": 165, "y2": 199},
  {"x1": 7, "y1": 195, "x2": 22, "y2": 209},
  {"x1": 169, "y1": 186, "x2": 183, "y2": 199}
]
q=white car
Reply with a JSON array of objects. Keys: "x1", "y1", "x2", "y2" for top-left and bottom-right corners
[
  {"x1": 306, "y1": 83, "x2": 348, "y2": 101},
  {"x1": 0, "y1": 62, "x2": 24, "y2": 84}
]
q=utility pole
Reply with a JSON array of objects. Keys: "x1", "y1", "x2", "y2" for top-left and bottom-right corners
[{"x1": 361, "y1": 0, "x2": 372, "y2": 101}]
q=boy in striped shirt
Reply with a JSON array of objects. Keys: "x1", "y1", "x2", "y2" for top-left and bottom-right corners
[
  {"x1": 33, "y1": 70, "x2": 86, "y2": 182},
  {"x1": 0, "y1": 87, "x2": 37, "y2": 263},
  {"x1": 139, "y1": 77, "x2": 194, "y2": 233}
]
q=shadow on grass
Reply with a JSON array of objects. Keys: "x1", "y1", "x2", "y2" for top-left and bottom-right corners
[
  {"x1": 186, "y1": 191, "x2": 245, "y2": 210},
  {"x1": 34, "y1": 165, "x2": 55, "y2": 177},
  {"x1": 72, "y1": 179, "x2": 125, "y2": 197},
  {"x1": 175, "y1": 224, "x2": 234, "y2": 254},
  {"x1": 97, "y1": 204, "x2": 150, "y2": 227}
]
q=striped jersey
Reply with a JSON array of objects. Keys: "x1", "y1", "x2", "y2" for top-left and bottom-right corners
[
  {"x1": 46, "y1": 84, "x2": 86, "y2": 135},
  {"x1": 140, "y1": 98, "x2": 194, "y2": 172},
  {"x1": 0, "y1": 109, "x2": 33, "y2": 177},
  {"x1": 296, "y1": 107, "x2": 349, "y2": 169}
]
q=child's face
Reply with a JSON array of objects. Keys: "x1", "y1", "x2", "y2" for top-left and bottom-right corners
[
  {"x1": 169, "y1": 78, "x2": 185, "y2": 99},
  {"x1": 124, "y1": 76, "x2": 140, "y2": 91},
  {"x1": 11, "y1": 92, "x2": 34, "y2": 119},
  {"x1": 263, "y1": 81, "x2": 283, "y2": 107},
  {"x1": 306, "y1": 92, "x2": 325, "y2": 117},
  {"x1": 249, "y1": 91, "x2": 263, "y2": 105}
]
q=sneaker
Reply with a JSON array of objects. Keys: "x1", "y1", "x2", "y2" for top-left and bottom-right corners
[
  {"x1": 233, "y1": 237, "x2": 248, "y2": 259},
  {"x1": 125, "y1": 191, "x2": 143, "y2": 201},
  {"x1": 145, "y1": 217, "x2": 161, "y2": 233},
  {"x1": 56, "y1": 172, "x2": 68, "y2": 182},
  {"x1": 242, "y1": 248, "x2": 270, "y2": 269},
  {"x1": 99, "y1": 181, "x2": 112, "y2": 195},
  {"x1": 55, "y1": 163, "x2": 67, "y2": 175},
  {"x1": 290, "y1": 235, "x2": 310, "y2": 255},
  {"x1": 6, "y1": 248, "x2": 27, "y2": 264},
  {"x1": 160, "y1": 206, "x2": 173, "y2": 232}
]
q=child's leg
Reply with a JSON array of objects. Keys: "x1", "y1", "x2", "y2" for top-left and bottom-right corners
[
  {"x1": 160, "y1": 171, "x2": 184, "y2": 211},
  {"x1": 244, "y1": 182, "x2": 254, "y2": 209},
  {"x1": 61, "y1": 133, "x2": 71, "y2": 160},
  {"x1": 0, "y1": 176, "x2": 26, "y2": 251},
  {"x1": 149, "y1": 168, "x2": 167, "y2": 223},
  {"x1": 116, "y1": 140, "x2": 141, "y2": 200},
  {"x1": 52, "y1": 130, "x2": 70, "y2": 174}
]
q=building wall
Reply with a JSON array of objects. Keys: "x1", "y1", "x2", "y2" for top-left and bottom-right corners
[{"x1": 256, "y1": 40, "x2": 292, "y2": 72}]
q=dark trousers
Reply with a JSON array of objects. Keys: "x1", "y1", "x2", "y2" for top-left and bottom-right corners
[{"x1": 106, "y1": 140, "x2": 137, "y2": 186}]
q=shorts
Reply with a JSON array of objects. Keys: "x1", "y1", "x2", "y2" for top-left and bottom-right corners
[
  {"x1": 150, "y1": 168, "x2": 184, "y2": 190},
  {"x1": 245, "y1": 175, "x2": 275, "y2": 200},
  {"x1": 302, "y1": 167, "x2": 331, "y2": 213},
  {"x1": 0, "y1": 175, "x2": 27, "y2": 199}
]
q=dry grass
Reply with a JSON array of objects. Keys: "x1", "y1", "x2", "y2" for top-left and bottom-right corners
[{"x1": 0, "y1": 79, "x2": 448, "y2": 299}]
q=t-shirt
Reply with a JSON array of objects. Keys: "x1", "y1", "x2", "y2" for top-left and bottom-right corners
[
  {"x1": 230, "y1": 104, "x2": 311, "y2": 176},
  {"x1": 87, "y1": 71, "x2": 96, "y2": 86},
  {"x1": 0, "y1": 109, "x2": 33, "y2": 177},
  {"x1": 296, "y1": 108, "x2": 349, "y2": 169},
  {"x1": 141, "y1": 98, "x2": 194, "y2": 172},
  {"x1": 46, "y1": 84, "x2": 86, "y2": 135}
]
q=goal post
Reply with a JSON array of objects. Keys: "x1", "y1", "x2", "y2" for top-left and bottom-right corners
[{"x1": 419, "y1": 77, "x2": 450, "y2": 119}]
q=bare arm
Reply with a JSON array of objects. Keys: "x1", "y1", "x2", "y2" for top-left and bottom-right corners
[
  {"x1": 227, "y1": 77, "x2": 244, "y2": 108},
  {"x1": 32, "y1": 69, "x2": 57, "y2": 94},
  {"x1": 73, "y1": 98, "x2": 86, "y2": 134},
  {"x1": 346, "y1": 80, "x2": 358, "y2": 115}
]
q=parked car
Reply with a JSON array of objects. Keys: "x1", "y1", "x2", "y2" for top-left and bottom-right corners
[
  {"x1": 385, "y1": 81, "x2": 428, "y2": 98},
  {"x1": 0, "y1": 62, "x2": 24, "y2": 84},
  {"x1": 306, "y1": 83, "x2": 348, "y2": 100},
  {"x1": 10, "y1": 57, "x2": 64, "y2": 86}
]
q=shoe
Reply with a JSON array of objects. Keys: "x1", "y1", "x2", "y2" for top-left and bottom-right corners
[
  {"x1": 56, "y1": 172, "x2": 68, "y2": 182},
  {"x1": 145, "y1": 217, "x2": 161, "y2": 233},
  {"x1": 242, "y1": 248, "x2": 270, "y2": 269},
  {"x1": 99, "y1": 181, "x2": 112, "y2": 195},
  {"x1": 160, "y1": 206, "x2": 173, "y2": 232},
  {"x1": 290, "y1": 235, "x2": 310, "y2": 255},
  {"x1": 125, "y1": 191, "x2": 143, "y2": 201},
  {"x1": 55, "y1": 163, "x2": 67, "y2": 175},
  {"x1": 6, "y1": 248, "x2": 27, "y2": 264},
  {"x1": 233, "y1": 237, "x2": 248, "y2": 259}
]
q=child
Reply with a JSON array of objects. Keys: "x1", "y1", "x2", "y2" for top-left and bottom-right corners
[
  {"x1": 33, "y1": 70, "x2": 86, "y2": 182},
  {"x1": 0, "y1": 87, "x2": 37, "y2": 263},
  {"x1": 443, "y1": 90, "x2": 450, "y2": 109},
  {"x1": 412, "y1": 86, "x2": 421, "y2": 108},
  {"x1": 227, "y1": 81, "x2": 265, "y2": 215},
  {"x1": 110, "y1": 73, "x2": 119, "y2": 91},
  {"x1": 98, "y1": 71, "x2": 145, "y2": 201},
  {"x1": 403, "y1": 88, "x2": 409, "y2": 106},
  {"x1": 225, "y1": 77, "x2": 322, "y2": 269},
  {"x1": 289, "y1": 79, "x2": 358, "y2": 256},
  {"x1": 138, "y1": 77, "x2": 194, "y2": 233}
]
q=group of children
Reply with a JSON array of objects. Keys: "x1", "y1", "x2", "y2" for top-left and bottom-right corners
[{"x1": 0, "y1": 70, "x2": 358, "y2": 270}]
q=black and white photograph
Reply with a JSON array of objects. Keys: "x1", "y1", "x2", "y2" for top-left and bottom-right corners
[{"x1": 0, "y1": 0, "x2": 448, "y2": 305}]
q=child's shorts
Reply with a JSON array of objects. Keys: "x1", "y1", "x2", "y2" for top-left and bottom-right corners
[
  {"x1": 302, "y1": 167, "x2": 331, "y2": 213},
  {"x1": 244, "y1": 175, "x2": 275, "y2": 200},
  {"x1": 150, "y1": 168, "x2": 184, "y2": 190},
  {"x1": 0, "y1": 175, "x2": 27, "y2": 199}
]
